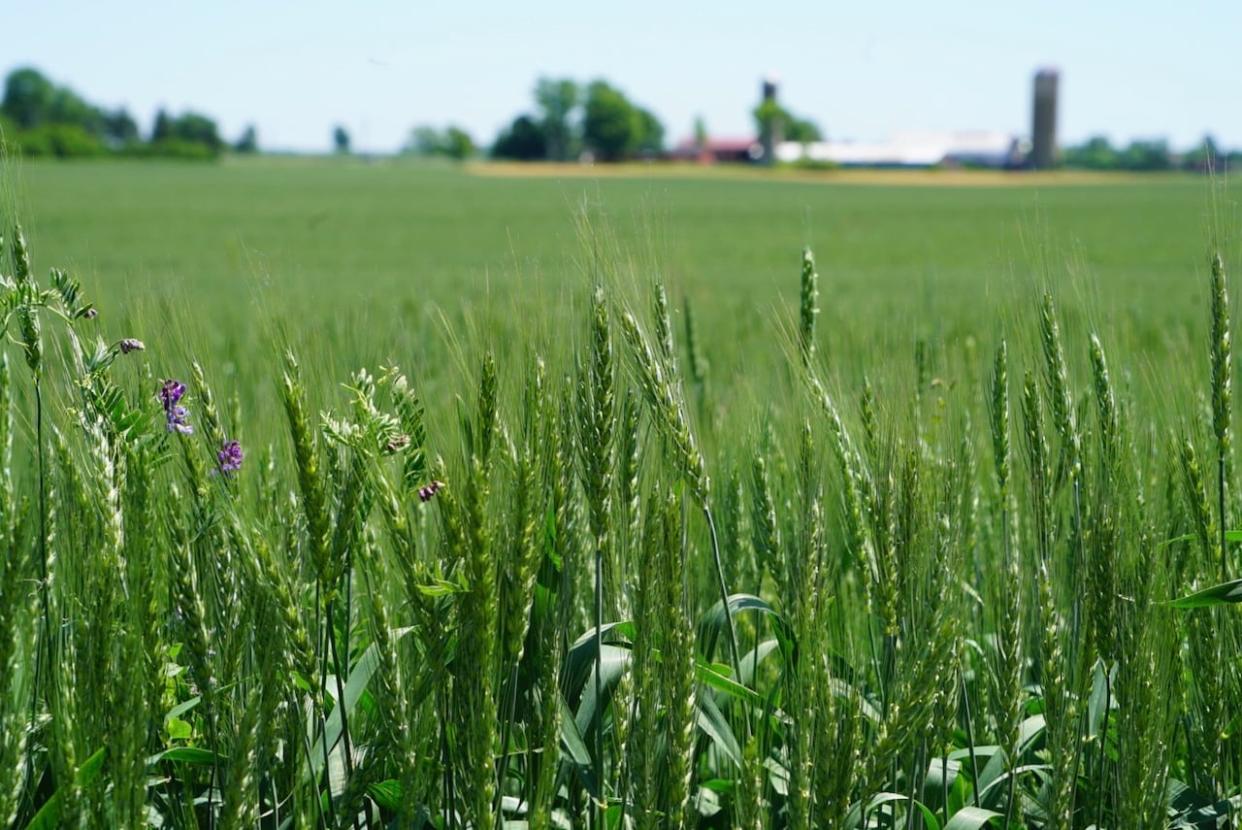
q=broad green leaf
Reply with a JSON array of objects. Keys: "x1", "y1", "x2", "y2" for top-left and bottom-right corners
[
  {"x1": 925, "y1": 757, "x2": 961, "y2": 807},
  {"x1": 1169, "y1": 577, "x2": 1242, "y2": 609},
  {"x1": 564, "y1": 623, "x2": 631, "y2": 706},
  {"x1": 1087, "y1": 659, "x2": 1116, "y2": 739},
  {"x1": 699, "y1": 594, "x2": 794, "y2": 664},
  {"x1": 696, "y1": 691, "x2": 742, "y2": 767},
  {"x1": 1166, "y1": 776, "x2": 1237, "y2": 826},
  {"x1": 307, "y1": 625, "x2": 414, "y2": 782},
  {"x1": 944, "y1": 806, "x2": 1004, "y2": 829},
  {"x1": 25, "y1": 747, "x2": 106, "y2": 830},
  {"x1": 697, "y1": 656, "x2": 763, "y2": 706},
  {"x1": 1018, "y1": 714, "x2": 1047, "y2": 754},
  {"x1": 559, "y1": 693, "x2": 600, "y2": 799},
  {"x1": 573, "y1": 644, "x2": 632, "y2": 739},
  {"x1": 976, "y1": 764, "x2": 1052, "y2": 803},
  {"x1": 738, "y1": 639, "x2": 782, "y2": 689},
  {"x1": 845, "y1": 792, "x2": 942, "y2": 830}
]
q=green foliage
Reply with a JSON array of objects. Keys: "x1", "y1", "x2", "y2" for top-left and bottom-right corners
[
  {"x1": 753, "y1": 98, "x2": 823, "y2": 147},
  {"x1": 492, "y1": 114, "x2": 548, "y2": 160},
  {"x1": 405, "y1": 124, "x2": 475, "y2": 159},
  {"x1": 9, "y1": 124, "x2": 105, "y2": 159},
  {"x1": 494, "y1": 77, "x2": 661, "y2": 162},
  {"x1": 1060, "y1": 134, "x2": 1241, "y2": 171},
  {"x1": 535, "y1": 77, "x2": 579, "y2": 161},
  {"x1": 582, "y1": 80, "x2": 663, "y2": 161},
  {"x1": 332, "y1": 123, "x2": 351, "y2": 154},
  {"x1": 149, "y1": 109, "x2": 222, "y2": 156},
  {"x1": 2, "y1": 67, "x2": 216, "y2": 158},
  {"x1": 232, "y1": 124, "x2": 258, "y2": 154}
]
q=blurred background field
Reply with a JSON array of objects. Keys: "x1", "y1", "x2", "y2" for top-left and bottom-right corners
[{"x1": 13, "y1": 159, "x2": 1237, "y2": 441}]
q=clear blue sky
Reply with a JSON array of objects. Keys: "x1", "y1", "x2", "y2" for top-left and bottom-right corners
[{"x1": 7, "y1": 0, "x2": 1241, "y2": 154}]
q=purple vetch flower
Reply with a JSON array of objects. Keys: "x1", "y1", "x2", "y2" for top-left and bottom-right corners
[
  {"x1": 217, "y1": 440, "x2": 244, "y2": 475},
  {"x1": 418, "y1": 480, "x2": 445, "y2": 503},
  {"x1": 119, "y1": 338, "x2": 145, "y2": 354},
  {"x1": 160, "y1": 380, "x2": 193, "y2": 434}
]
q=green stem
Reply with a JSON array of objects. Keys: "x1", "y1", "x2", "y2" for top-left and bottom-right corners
[
  {"x1": 960, "y1": 668, "x2": 981, "y2": 809},
  {"x1": 1219, "y1": 454, "x2": 1229, "y2": 580},
  {"x1": 592, "y1": 540, "x2": 604, "y2": 828},
  {"x1": 314, "y1": 583, "x2": 338, "y2": 826},
  {"x1": 704, "y1": 508, "x2": 742, "y2": 687},
  {"x1": 23, "y1": 375, "x2": 47, "y2": 820},
  {"x1": 325, "y1": 598, "x2": 359, "y2": 829}
]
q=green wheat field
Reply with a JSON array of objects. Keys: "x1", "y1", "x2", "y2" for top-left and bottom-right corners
[{"x1": 2, "y1": 158, "x2": 1241, "y2": 829}]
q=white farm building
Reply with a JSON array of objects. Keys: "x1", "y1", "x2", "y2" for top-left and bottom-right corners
[{"x1": 776, "y1": 130, "x2": 1025, "y2": 169}]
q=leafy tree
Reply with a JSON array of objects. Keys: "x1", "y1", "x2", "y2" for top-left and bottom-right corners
[
  {"x1": 171, "y1": 112, "x2": 222, "y2": 152},
  {"x1": 1120, "y1": 139, "x2": 1172, "y2": 171},
  {"x1": 582, "y1": 81, "x2": 638, "y2": 161},
  {"x1": 1183, "y1": 134, "x2": 1220, "y2": 172},
  {"x1": 234, "y1": 125, "x2": 259, "y2": 154},
  {"x1": 754, "y1": 99, "x2": 821, "y2": 146},
  {"x1": 333, "y1": 124, "x2": 351, "y2": 154},
  {"x1": 634, "y1": 107, "x2": 664, "y2": 156},
  {"x1": 152, "y1": 109, "x2": 173, "y2": 143},
  {"x1": 142, "y1": 109, "x2": 224, "y2": 158},
  {"x1": 1062, "y1": 135, "x2": 1117, "y2": 169},
  {"x1": 785, "y1": 116, "x2": 822, "y2": 143},
  {"x1": 1062, "y1": 136, "x2": 1174, "y2": 171},
  {"x1": 693, "y1": 116, "x2": 708, "y2": 149},
  {"x1": 492, "y1": 115, "x2": 547, "y2": 160},
  {"x1": 1, "y1": 67, "x2": 56, "y2": 128},
  {"x1": 2, "y1": 67, "x2": 109, "y2": 140},
  {"x1": 13, "y1": 124, "x2": 104, "y2": 158},
  {"x1": 753, "y1": 98, "x2": 782, "y2": 148},
  {"x1": 443, "y1": 126, "x2": 474, "y2": 160},
  {"x1": 2, "y1": 66, "x2": 228, "y2": 160},
  {"x1": 407, "y1": 126, "x2": 443, "y2": 156},
  {"x1": 103, "y1": 109, "x2": 139, "y2": 146},
  {"x1": 535, "y1": 78, "x2": 579, "y2": 161},
  {"x1": 48, "y1": 87, "x2": 104, "y2": 135},
  {"x1": 42, "y1": 124, "x2": 105, "y2": 157},
  {"x1": 406, "y1": 125, "x2": 475, "y2": 160}
]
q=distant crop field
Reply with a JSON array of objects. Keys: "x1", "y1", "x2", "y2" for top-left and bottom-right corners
[
  {"x1": 13, "y1": 159, "x2": 1232, "y2": 412},
  {"x1": 4, "y1": 157, "x2": 1242, "y2": 828}
]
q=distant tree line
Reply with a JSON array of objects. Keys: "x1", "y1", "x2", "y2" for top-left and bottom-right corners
[
  {"x1": 9, "y1": 64, "x2": 1241, "y2": 170},
  {"x1": 488, "y1": 78, "x2": 664, "y2": 162},
  {"x1": 401, "y1": 125, "x2": 475, "y2": 160},
  {"x1": 1061, "y1": 134, "x2": 1241, "y2": 172},
  {"x1": 0, "y1": 67, "x2": 254, "y2": 159}
]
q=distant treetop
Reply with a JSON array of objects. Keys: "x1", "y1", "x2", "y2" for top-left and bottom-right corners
[
  {"x1": 0, "y1": 66, "x2": 243, "y2": 160},
  {"x1": 492, "y1": 77, "x2": 664, "y2": 163}
]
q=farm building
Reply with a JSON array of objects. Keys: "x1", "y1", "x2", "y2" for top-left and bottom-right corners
[
  {"x1": 775, "y1": 130, "x2": 1025, "y2": 169},
  {"x1": 669, "y1": 136, "x2": 762, "y2": 163}
]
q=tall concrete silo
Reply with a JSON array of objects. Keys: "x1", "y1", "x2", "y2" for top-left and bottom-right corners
[
  {"x1": 1031, "y1": 68, "x2": 1059, "y2": 170},
  {"x1": 760, "y1": 75, "x2": 782, "y2": 165}
]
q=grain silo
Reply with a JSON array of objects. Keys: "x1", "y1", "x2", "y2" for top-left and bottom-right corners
[
  {"x1": 760, "y1": 75, "x2": 782, "y2": 165},
  {"x1": 1031, "y1": 68, "x2": 1059, "y2": 170}
]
